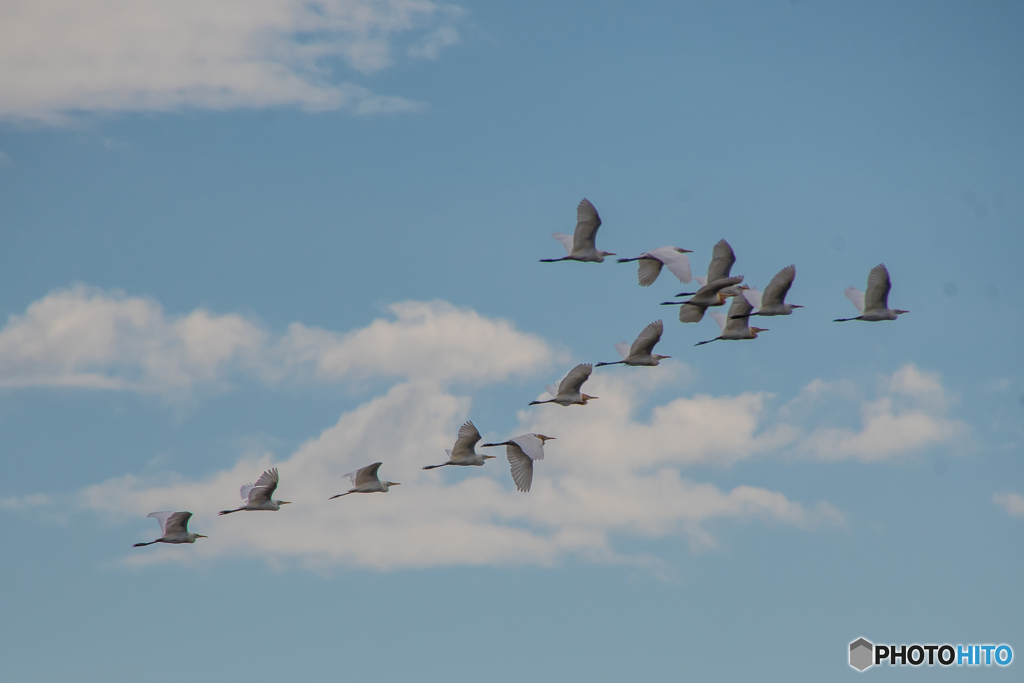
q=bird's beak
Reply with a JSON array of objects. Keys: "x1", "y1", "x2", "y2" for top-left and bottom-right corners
[
  {"x1": 791, "y1": 305, "x2": 804, "y2": 308},
  {"x1": 197, "y1": 534, "x2": 208, "y2": 538},
  {"x1": 391, "y1": 482, "x2": 401, "y2": 486},
  {"x1": 584, "y1": 394, "x2": 598, "y2": 400},
  {"x1": 896, "y1": 310, "x2": 909, "y2": 314},
  {"x1": 539, "y1": 435, "x2": 555, "y2": 441},
  {"x1": 484, "y1": 455, "x2": 497, "y2": 459},
  {"x1": 676, "y1": 248, "x2": 693, "y2": 253},
  {"x1": 752, "y1": 328, "x2": 769, "y2": 333},
  {"x1": 280, "y1": 501, "x2": 292, "y2": 505}
]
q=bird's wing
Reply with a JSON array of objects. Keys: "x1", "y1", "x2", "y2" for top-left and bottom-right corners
[
  {"x1": 506, "y1": 445, "x2": 534, "y2": 492},
  {"x1": 509, "y1": 434, "x2": 545, "y2": 461},
  {"x1": 863, "y1": 263, "x2": 892, "y2": 311},
  {"x1": 722, "y1": 296, "x2": 753, "y2": 333},
  {"x1": 706, "y1": 239, "x2": 735, "y2": 283},
  {"x1": 705, "y1": 275, "x2": 744, "y2": 294},
  {"x1": 678, "y1": 304, "x2": 705, "y2": 323},
  {"x1": 636, "y1": 258, "x2": 664, "y2": 287},
  {"x1": 614, "y1": 342, "x2": 631, "y2": 358},
  {"x1": 147, "y1": 511, "x2": 176, "y2": 536},
  {"x1": 629, "y1": 319, "x2": 664, "y2": 357},
  {"x1": 709, "y1": 311, "x2": 727, "y2": 332},
  {"x1": 572, "y1": 199, "x2": 602, "y2": 251},
  {"x1": 649, "y1": 247, "x2": 692, "y2": 283},
  {"x1": 844, "y1": 286, "x2": 865, "y2": 313},
  {"x1": 247, "y1": 468, "x2": 279, "y2": 504},
  {"x1": 693, "y1": 275, "x2": 707, "y2": 287},
  {"x1": 558, "y1": 363, "x2": 593, "y2": 395},
  {"x1": 761, "y1": 265, "x2": 795, "y2": 307},
  {"x1": 163, "y1": 511, "x2": 192, "y2": 535},
  {"x1": 354, "y1": 462, "x2": 383, "y2": 487},
  {"x1": 451, "y1": 420, "x2": 482, "y2": 456},
  {"x1": 545, "y1": 384, "x2": 559, "y2": 398},
  {"x1": 742, "y1": 287, "x2": 763, "y2": 310},
  {"x1": 551, "y1": 232, "x2": 574, "y2": 254}
]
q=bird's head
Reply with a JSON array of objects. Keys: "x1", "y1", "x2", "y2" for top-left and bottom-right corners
[
  {"x1": 385, "y1": 481, "x2": 401, "y2": 488},
  {"x1": 895, "y1": 309, "x2": 909, "y2": 315},
  {"x1": 790, "y1": 304, "x2": 804, "y2": 309},
  {"x1": 536, "y1": 434, "x2": 556, "y2": 442},
  {"x1": 598, "y1": 251, "x2": 617, "y2": 260},
  {"x1": 277, "y1": 500, "x2": 292, "y2": 505},
  {"x1": 653, "y1": 354, "x2": 672, "y2": 361},
  {"x1": 751, "y1": 327, "x2": 769, "y2": 338},
  {"x1": 190, "y1": 533, "x2": 208, "y2": 542},
  {"x1": 674, "y1": 247, "x2": 694, "y2": 254},
  {"x1": 483, "y1": 455, "x2": 497, "y2": 460},
  {"x1": 581, "y1": 394, "x2": 599, "y2": 404}
]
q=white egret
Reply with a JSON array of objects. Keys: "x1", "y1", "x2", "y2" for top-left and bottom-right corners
[
  {"x1": 133, "y1": 511, "x2": 206, "y2": 547},
  {"x1": 218, "y1": 468, "x2": 291, "y2": 515},
  {"x1": 596, "y1": 320, "x2": 670, "y2": 367},
  {"x1": 696, "y1": 293, "x2": 768, "y2": 345},
  {"x1": 481, "y1": 434, "x2": 555, "y2": 493},
  {"x1": 834, "y1": 264, "x2": 908, "y2": 322},
  {"x1": 661, "y1": 276, "x2": 745, "y2": 323},
  {"x1": 529, "y1": 363, "x2": 597, "y2": 406},
  {"x1": 617, "y1": 246, "x2": 693, "y2": 286},
  {"x1": 689, "y1": 239, "x2": 736, "y2": 288},
  {"x1": 423, "y1": 420, "x2": 496, "y2": 469},
  {"x1": 540, "y1": 199, "x2": 616, "y2": 263},
  {"x1": 734, "y1": 265, "x2": 803, "y2": 317},
  {"x1": 330, "y1": 462, "x2": 399, "y2": 498}
]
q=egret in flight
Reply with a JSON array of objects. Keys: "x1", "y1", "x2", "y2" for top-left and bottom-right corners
[
  {"x1": 530, "y1": 363, "x2": 597, "y2": 406},
  {"x1": 685, "y1": 239, "x2": 737, "y2": 289},
  {"x1": 540, "y1": 199, "x2": 616, "y2": 263},
  {"x1": 133, "y1": 511, "x2": 206, "y2": 547},
  {"x1": 423, "y1": 420, "x2": 496, "y2": 469},
  {"x1": 661, "y1": 276, "x2": 745, "y2": 323},
  {"x1": 596, "y1": 320, "x2": 670, "y2": 366},
  {"x1": 734, "y1": 265, "x2": 803, "y2": 317},
  {"x1": 834, "y1": 264, "x2": 908, "y2": 322},
  {"x1": 218, "y1": 468, "x2": 291, "y2": 515},
  {"x1": 330, "y1": 462, "x2": 399, "y2": 498},
  {"x1": 617, "y1": 246, "x2": 693, "y2": 286},
  {"x1": 481, "y1": 434, "x2": 555, "y2": 493},
  {"x1": 696, "y1": 293, "x2": 768, "y2": 345}
]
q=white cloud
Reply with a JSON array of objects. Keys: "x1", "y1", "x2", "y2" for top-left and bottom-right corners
[
  {"x1": 79, "y1": 368, "x2": 842, "y2": 572},
  {"x1": 993, "y1": 492, "x2": 1024, "y2": 517},
  {"x1": 0, "y1": 0, "x2": 462, "y2": 123},
  {"x1": 788, "y1": 365, "x2": 967, "y2": 462},
  {"x1": 0, "y1": 493, "x2": 52, "y2": 511},
  {"x1": 0, "y1": 286, "x2": 555, "y2": 395}
]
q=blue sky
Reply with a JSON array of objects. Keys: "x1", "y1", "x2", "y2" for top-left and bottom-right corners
[{"x1": 1, "y1": 1, "x2": 1022, "y2": 680}]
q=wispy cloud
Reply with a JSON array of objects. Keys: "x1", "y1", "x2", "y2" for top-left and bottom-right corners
[
  {"x1": 0, "y1": 286, "x2": 554, "y2": 396},
  {"x1": 0, "y1": 0, "x2": 462, "y2": 124},
  {"x1": 992, "y1": 492, "x2": 1024, "y2": 517}
]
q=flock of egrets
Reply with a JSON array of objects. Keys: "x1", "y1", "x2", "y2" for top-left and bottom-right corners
[{"x1": 133, "y1": 198, "x2": 907, "y2": 548}]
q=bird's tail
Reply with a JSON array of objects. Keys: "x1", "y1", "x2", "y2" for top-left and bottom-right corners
[
  {"x1": 132, "y1": 541, "x2": 157, "y2": 547},
  {"x1": 422, "y1": 463, "x2": 451, "y2": 470},
  {"x1": 217, "y1": 508, "x2": 242, "y2": 515}
]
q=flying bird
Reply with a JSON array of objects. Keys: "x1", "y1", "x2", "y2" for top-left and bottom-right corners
[
  {"x1": 733, "y1": 265, "x2": 803, "y2": 317},
  {"x1": 218, "y1": 468, "x2": 291, "y2": 515},
  {"x1": 423, "y1": 420, "x2": 496, "y2": 469},
  {"x1": 330, "y1": 462, "x2": 399, "y2": 498},
  {"x1": 834, "y1": 264, "x2": 908, "y2": 322},
  {"x1": 661, "y1": 276, "x2": 745, "y2": 323},
  {"x1": 689, "y1": 239, "x2": 736, "y2": 288},
  {"x1": 530, "y1": 363, "x2": 597, "y2": 406},
  {"x1": 133, "y1": 511, "x2": 206, "y2": 547},
  {"x1": 596, "y1": 320, "x2": 670, "y2": 366},
  {"x1": 481, "y1": 434, "x2": 555, "y2": 493},
  {"x1": 696, "y1": 294, "x2": 768, "y2": 345},
  {"x1": 617, "y1": 247, "x2": 693, "y2": 286},
  {"x1": 540, "y1": 199, "x2": 616, "y2": 263}
]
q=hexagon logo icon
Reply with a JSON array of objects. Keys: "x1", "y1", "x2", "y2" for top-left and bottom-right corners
[{"x1": 850, "y1": 638, "x2": 874, "y2": 671}]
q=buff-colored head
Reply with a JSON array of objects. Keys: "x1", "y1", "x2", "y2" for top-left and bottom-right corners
[
  {"x1": 675, "y1": 247, "x2": 694, "y2": 254},
  {"x1": 483, "y1": 455, "x2": 497, "y2": 460},
  {"x1": 653, "y1": 354, "x2": 672, "y2": 361},
  {"x1": 536, "y1": 435, "x2": 556, "y2": 442},
  {"x1": 581, "y1": 394, "x2": 598, "y2": 404},
  {"x1": 751, "y1": 327, "x2": 769, "y2": 338}
]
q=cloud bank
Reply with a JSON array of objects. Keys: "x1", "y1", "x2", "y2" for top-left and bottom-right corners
[
  {"x1": 2, "y1": 286, "x2": 969, "y2": 572},
  {"x1": 0, "y1": 0, "x2": 463, "y2": 123}
]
